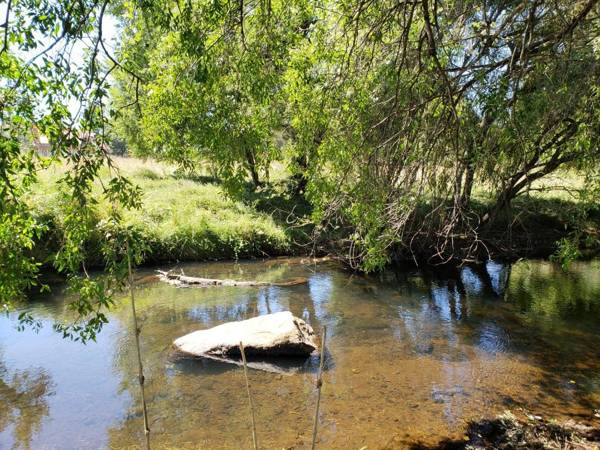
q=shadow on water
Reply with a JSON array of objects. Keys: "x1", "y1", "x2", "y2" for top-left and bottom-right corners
[{"x1": 168, "y1": 349, "x2": 333, "y2": 376}]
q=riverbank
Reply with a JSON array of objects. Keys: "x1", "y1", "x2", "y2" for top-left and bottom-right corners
[
  {"x1": 27, "y1": 157, "x2": 599, "y2": 272},
  {"x1": 404, "y1": 412, "x2": 600, "y2": 449},
  {"x1": 27, "y1": 157, "x2": 301, "y2": 268}
]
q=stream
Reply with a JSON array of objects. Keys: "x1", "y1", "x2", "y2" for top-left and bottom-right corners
[{"x1": 1, "y1": 258, "x2": 599, "y2": 449}]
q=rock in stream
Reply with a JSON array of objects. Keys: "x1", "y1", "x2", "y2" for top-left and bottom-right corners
[{"x1": 173, "y1": 311, "x2": 318, "y2": 374}]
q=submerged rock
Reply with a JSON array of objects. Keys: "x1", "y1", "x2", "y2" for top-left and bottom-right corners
[
  {"x1": 173, "y1": 311, "x2": 318, "y2": 373},
  {"x1": 404, "y1": 412, "x2": 600, "y2": 449}
]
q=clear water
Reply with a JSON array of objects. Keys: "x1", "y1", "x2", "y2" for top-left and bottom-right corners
[{"x1": 1, "y1": 258, "x2": 599, "y2": 449}]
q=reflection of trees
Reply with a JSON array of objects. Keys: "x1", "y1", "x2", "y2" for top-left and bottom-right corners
[
  {"x1": 403, "y1": 261, "x2": 600, "y2": 412},
  {"x1": 102, "y1": 259, "x2": 600, "y2": 447},
  {"x1": 0, "y1": 352, "x2": 54, "y2": 450},
  {"x1": 507, "y1": 261, "x2": 600, "y2": 319}
]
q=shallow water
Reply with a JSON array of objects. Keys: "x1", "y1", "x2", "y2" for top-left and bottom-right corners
[{"x1": 1, "y1": 258, "x2": 600, "y2": 449}]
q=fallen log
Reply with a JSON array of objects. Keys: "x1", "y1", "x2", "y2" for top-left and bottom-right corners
[{"x1": 156, "y1": 270, "x2": 308, "y2": 288}]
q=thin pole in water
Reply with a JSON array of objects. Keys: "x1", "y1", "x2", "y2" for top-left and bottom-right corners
[
  {"x1": 311, "y1": 326, "x2": 327, "y2": 450},
  {"x1": 239, "y1": 341, "x2": 258, "y2": 450},
  {"x1": 127, "y1": 240, "x2": 151, "y2": 450}
]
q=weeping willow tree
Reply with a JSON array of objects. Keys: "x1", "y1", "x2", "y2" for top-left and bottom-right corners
[
  {"x1": 2, "y1": 0, "x2": 598, "y2": 306},
  {"x1": 111, "y1": 0, "x2": 318, "y2": 190},
  {"x1": 112, "y1": 0, "x2": 599, "y2": 270},
  {"x1": 289, "y1": 0, "x2": 600, "y2": 268}
]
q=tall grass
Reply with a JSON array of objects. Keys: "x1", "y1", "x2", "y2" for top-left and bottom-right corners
[{"x1": 27, "y1": 157, "x2": 291, "y2": 267}]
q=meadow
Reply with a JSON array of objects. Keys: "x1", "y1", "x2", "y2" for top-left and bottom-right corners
[{"x1": 26, "y1": 157, "x2": 297, "y2": 268}]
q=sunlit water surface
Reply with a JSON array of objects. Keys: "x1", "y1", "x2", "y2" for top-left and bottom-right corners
[{"x1": 1, "y1": 258, "x2": 600, "y2": 449}]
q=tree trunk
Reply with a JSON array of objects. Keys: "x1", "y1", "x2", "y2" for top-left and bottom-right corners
[
  {"x1": 292, "y1": 128, "x2": 324, "y2": 196},
  {"x1": 460, "y1": 163, "x2": 475, "y2": 207},
  {"x1": 293, "y1": 153, "x2": 309, "y2": 196},
  {"x1": 482, "y1": 152, "x2": 577, "y2": 226},
  {"x1": 244, "y1": 149, "x2": 261, "y2": 188},
  {"x1": 482, "y1": 120, "x2": 579, "y2": 226}
]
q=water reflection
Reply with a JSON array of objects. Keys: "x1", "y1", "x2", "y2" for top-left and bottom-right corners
[
  {"x1": 460, "y1": 266, "x2": 484, "y2": 295},
  {"x1": 0, "y1": 351, "x2": 54, "y2": 450},
  {"x1": 1, "y1": 258, "x2": 599, "y2": 449},
  {"x1": 486, "y1": 260, "x2": 511, "y2": 296}
]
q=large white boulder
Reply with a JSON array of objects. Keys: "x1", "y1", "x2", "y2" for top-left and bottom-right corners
[{"x1": 173, "y1": 311, "x2": 318, "y2": 369}]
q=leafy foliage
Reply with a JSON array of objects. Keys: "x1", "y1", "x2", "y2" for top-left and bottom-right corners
[
  {"x1": 1, "y1": 0, "x2": 142, "y2": 338},
  {"x1": 112, "y1": 0, "x2": 600, "y2": 269},
  {"x1": 112, "y1": 0, "x2": 317, "y2": 191},
  {"x1": 2, "y1": 0, "x2": 599, "y2": 334}
]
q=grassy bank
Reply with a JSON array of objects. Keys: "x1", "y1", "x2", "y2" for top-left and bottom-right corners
[
  {"x1": 26, "y1": 157, "x2": 598, "y2": 270},
  {"x1": 27, "y1": 157, "x2": 301, "y2": 268},
  {"x1": 473, "y1": 172, "x2": 600, "y2": 261}
]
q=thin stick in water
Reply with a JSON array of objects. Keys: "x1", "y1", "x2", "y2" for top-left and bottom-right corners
[
  {"x1": 239, "y1": 341, "x2": 258, "y2": 450},
  {"x1": 311, "y1": 326, "x2": 327, "y2": 450},
  {"x1": 127, "y1": 240, "x2": 151, "y2": 450}
]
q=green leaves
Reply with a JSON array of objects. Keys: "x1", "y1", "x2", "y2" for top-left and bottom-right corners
[
  {"x1": 112, "y1": 0, "x2": 317, "y2": 193},
  {"x1": 3, "y1": 0, "x2": 599, "y2": 323},
  {"x1": 1, "y1": 0, "x2": 144, "y2": 339},
  {"x1": 0, "y1": 208, "x2": 46, "y2": 306}
]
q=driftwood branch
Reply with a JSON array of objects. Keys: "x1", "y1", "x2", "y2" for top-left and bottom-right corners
[
  {"x1": 127, "y1": 242, "x2": 151, "y2": 450},
  {"x1": 156, "y1": 270, "x2": 308, "y2": 288}
]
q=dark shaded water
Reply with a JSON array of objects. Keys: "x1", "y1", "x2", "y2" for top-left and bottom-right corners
[{"x1": 1, "y1": 258, "x2": 599, "y2": 449}]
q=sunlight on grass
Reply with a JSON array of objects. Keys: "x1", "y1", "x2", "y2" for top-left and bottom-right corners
[{"x1": 27, "y1": 157, "x2": 290, "y2": 265}]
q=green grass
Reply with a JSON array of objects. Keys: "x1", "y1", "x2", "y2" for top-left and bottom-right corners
[
  {"x1": 27, "y1": 157, "x2": 296, "y2": 267},
  {"x1": 26, "y1": 158, "x2": 598, "y2": 269},
  {"x1": 466, "y1": 171, "x2": 600, "y2": 260}
]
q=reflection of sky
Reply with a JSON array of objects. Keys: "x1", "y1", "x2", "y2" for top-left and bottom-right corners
[
  {"x1": 477, "y1": 322, "x2": 509, "y2": 355},
  {"x1": 188, "y1": 298, "x2": 249, "y2": 323},
  {"x1": 486, "y1": 260, "x2": 508, "y2": 296},
  {"x1": 0, "y1": 316, "x2": 130, "y2": 450},
  {"x1": 308, "y1": 273, "x2": 334, "y2": 322},
  {"x1": 432, "y1": 284, "x2": 455, "y2": 323},
  {"x1": 396, "y1": 281, "x2": 473, "y2": 428},
  {"x1": 435, "y1": 366, "x2": 471, "y2": 428},
  {"x1": 396, "y1": 282, "x2": 462, "y2": 349},
  {"x1": 460, "y1": 267, "x2": 483, "y2": 295}
]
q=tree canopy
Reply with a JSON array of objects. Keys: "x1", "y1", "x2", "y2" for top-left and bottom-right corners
[
  {"x1": 113, "y1": 0, "x2": 600, "y2": 268},
  {"x1": 1, "y1": 0, "x2": 599, "y2": 325}
]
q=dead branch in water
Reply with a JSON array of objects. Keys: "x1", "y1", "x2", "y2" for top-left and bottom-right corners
[
  {"x1": 127, "y1": 241, "x2": 151, "y2": 450},
  {"x1": 156, "y1": 270, "x2": 307, "y2": 288}
]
